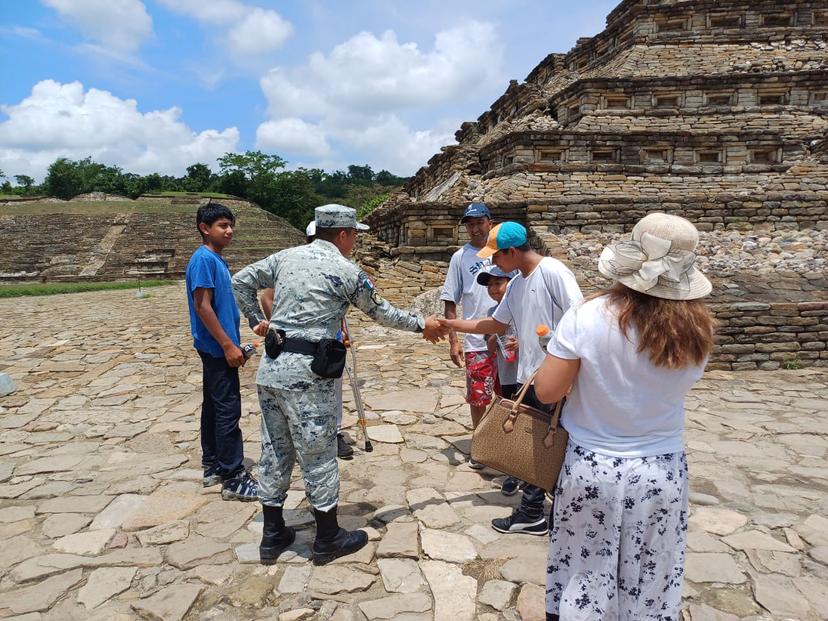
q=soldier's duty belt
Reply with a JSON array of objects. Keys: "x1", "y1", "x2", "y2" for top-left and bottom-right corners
[{"x1": 281, "y1": 338, "x2": 319, "y2": 356}]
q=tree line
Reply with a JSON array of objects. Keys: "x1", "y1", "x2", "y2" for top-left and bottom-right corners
[{"x1": 0, "y1": 152, "x2": 407, "y2": 229}]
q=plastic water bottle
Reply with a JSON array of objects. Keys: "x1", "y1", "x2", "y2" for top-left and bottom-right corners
[
  {"x1": 536, "y1": 324, "x2": 552, "y2": 351},
  {"x1": 496, "y1": 335, "x2": 517, "y2": 363}
]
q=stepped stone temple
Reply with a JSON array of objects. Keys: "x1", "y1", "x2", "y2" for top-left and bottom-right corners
[
  {"x1": 363, "y1": 0, "x2": 828, "y2": 371},
  {"x1": 0, "y1": 194, "x2": 304, "y2": 282}
]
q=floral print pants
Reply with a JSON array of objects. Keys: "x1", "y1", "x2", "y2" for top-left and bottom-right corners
[{"x1": 546, "y1": 441, "x2": 688, "y2": 621}]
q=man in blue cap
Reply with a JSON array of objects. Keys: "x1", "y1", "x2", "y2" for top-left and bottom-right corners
[
  {"x1": 440, "y1": 203, "x2": 497, "y2": 468},
  {"x1": 233, "y1": 204, "x2": 447, "y2": 565}
]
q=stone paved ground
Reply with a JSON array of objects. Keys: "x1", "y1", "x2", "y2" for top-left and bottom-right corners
[{"x1": 0, "y1": 285, "x2": 826, "y2": 621}]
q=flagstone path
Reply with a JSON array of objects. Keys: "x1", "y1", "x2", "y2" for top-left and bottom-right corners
[{"x1": 0, "y1": 285, "x2": 826, "y2": 620}]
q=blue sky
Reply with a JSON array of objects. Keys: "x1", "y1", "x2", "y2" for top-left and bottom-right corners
[{"x1": 0, "y1": 0, "x2": 618, "y2": 181}]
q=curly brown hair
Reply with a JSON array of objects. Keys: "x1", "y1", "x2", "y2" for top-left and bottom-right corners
[{"x1": 596, "y1": 283, "x2": 716, "y2": 369}]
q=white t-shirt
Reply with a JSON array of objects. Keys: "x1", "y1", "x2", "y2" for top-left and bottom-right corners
[
  {"x1": 547, "y1": 296, "x2": 707, "y2": 458},
  {"x1": 440, "y1": 244, "x2": 493, "y2": 352},
  {"x1": 493, "y1": 257, "x2": 583, "y2": 384}
]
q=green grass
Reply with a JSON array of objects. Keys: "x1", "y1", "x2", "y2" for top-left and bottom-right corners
[
  {"x1": 781, "y1": 357, "x2": 802, "y2": 370},
  {"x1": 0, "y1": 280, "x2": 175, "y2": 298}
]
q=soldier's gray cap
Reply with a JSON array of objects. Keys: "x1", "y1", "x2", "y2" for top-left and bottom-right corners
[{"x1": 315, "y1": 204, "x2": 370, "y2": 231}]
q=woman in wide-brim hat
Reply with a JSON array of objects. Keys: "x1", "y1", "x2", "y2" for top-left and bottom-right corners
[{"x1": 534, "y1": 213, "x2": 715, "y2": 621}]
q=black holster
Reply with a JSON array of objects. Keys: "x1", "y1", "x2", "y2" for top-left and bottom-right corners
[
  {"x1": 309, "y1": 339, "x2": 347, "y2": 379},
  {"x1": 264, "y1": 327, "x2": 286, "y2": 359},
  {"x1": 268, "y1": 329, "x2": 347, "y2": 379}
]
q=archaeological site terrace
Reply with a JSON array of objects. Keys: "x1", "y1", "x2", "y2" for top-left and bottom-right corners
[{"x1": 0, "y1": 195, "x2": 304, "y2": 282}]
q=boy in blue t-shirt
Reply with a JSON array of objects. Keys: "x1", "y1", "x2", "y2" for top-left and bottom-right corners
[{"x1": 186, "y1": 203, "x2": 258, "y2": 502}]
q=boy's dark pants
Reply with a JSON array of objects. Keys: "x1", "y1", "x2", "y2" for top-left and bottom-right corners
[
  {"x1": 199, "y1": 351, "x2": 244, "y2": 477},
  {"x1": 515, "y1": 383, "x2": 553, "y2": 521}
]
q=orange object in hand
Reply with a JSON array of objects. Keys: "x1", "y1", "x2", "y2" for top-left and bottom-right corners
[{"x1": 536, "y1": 324, "x2": 552, "y2": 350}]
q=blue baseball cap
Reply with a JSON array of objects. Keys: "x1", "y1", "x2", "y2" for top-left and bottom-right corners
[
  {"x1": 461, "y1": 202, "x2": 491, "y2": 222},
  {"x1": 477, "y1": 222, "x2": 528, "y2": 258}
]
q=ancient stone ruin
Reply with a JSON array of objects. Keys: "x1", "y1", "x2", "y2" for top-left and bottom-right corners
[
  {"x1": 0, "y1": 194, "x2": 303, "y2": 282},
  {"x1": 363, "y1": 0, "x2": 828, "y2": 371}
]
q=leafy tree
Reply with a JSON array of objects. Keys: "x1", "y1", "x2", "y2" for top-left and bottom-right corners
[
  {"x1": 44, "y1": 158, "x2": 83, "y2": 199},
  {"x1": 14, "y1": 175, "x2": 34, "y2": 189},
  {"x1": 217, "y1": 151, "x2": 286, "y2": 181},
  {"x1": 185, "y1": 163, "x2": 213, "y2": 192},
  {"x1": 347, "y1": 164, "x2": 374, "y2": 184},
  {"x1": 375, "y1": 169, "x2": 405, "y2": 185},
  {"x1": 33, "y1": 152, "x2": 406, "y2": 228},
  {"x1": 266, "y1": 171, "x2": 323, "y2": 229}
]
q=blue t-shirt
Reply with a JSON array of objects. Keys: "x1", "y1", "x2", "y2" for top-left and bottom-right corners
[{"x1": 185, "y1": 245, "x2": 241, "y2": 358}]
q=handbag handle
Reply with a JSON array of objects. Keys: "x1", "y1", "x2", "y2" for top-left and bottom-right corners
[
  {"x1": 543, "y1": 399, "x2": 564, "y2": 448},
  {"x1": 502, "y1": 370, "x2": 540, "y2": 433},
  {"x1": 511, "y1": 370, "x2": 539, "y2": 410},
  {"x1": 502, "y1": 371, "x2": 566, "y2": 444}
]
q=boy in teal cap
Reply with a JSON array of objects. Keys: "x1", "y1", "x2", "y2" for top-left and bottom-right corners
[{"x1": 441, "y1": 221, "x2": 583, "y2": 535}]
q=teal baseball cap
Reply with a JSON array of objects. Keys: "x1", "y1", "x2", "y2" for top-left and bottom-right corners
[{"x1": 476, "y1": 222, "x2": 528, "y2": 258}]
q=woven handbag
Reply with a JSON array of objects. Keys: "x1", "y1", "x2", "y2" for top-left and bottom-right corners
[{"x1": 470, "y1": 375, "x2": 568, "y2": 491}]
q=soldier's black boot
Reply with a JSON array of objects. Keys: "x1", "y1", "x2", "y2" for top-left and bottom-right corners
[
  {"x1": 312, "y1": 506, "x2": 368, "y2": 566},
  {"x1": 259, "y1": 505, "x2": 295, "y2": 565}
]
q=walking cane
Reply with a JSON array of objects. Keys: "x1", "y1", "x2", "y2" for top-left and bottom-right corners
[{"x1": 342, "y1": 318, "x2": 373, "y2": 452}]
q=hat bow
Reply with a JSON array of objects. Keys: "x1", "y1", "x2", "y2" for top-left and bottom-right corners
[{"x1": 599, "y1": 232, "x2": 696, "y2": 292}]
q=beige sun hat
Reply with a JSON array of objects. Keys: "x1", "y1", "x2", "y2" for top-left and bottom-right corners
[{"x1": 598, "y1": 213, "x2": 712, "y2": 300}]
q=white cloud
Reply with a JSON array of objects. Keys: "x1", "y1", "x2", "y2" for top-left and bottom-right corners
[
  {"x1": 256, "y1": 21, "x2": 500, "y2": 174},
  {"x1": 256, "y1": 118, "x2": 331, "y2": 158},
  {"x1": 262, "y1": 21, "x2": 502, "y2": 117},
  {"x1": 259, "y1": 69, "x2": 329, "y2": 118},
  {"x1": 226, "y1": 8, "x2": 293, "y2": 56},
  {"x1": 41, "y1": 0, "x2": 152, "y2": 53},
  {"x1": 155, "y1": 0, "x2": 246, "y2": 24},
  {"x1": 311, "y1": 22, "x2": 501, "y2": 111},
  {"x1": 0, "y1": 80, "x2": 239, "y2": 180},
  {"x1": 157, "y1": 0, "x2": 292, "y2": 57},
  {"x1": 334, "y1": 114, "x2": 454, "y2": 175}
]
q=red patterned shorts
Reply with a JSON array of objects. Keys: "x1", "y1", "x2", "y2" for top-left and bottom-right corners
[{"x1": 464, "y1": 351, "x2": 496, "y2": 407}]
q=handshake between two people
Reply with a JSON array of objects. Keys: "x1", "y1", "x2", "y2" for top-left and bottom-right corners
[
  {"x1": 422, "y1": 316, "x2": 490, "y2": 346},
  {"x1": 420, "y1": 316, "x2": 486, "y2": 344},
  {"x1": 421, "y1": 315, "x2": 450, "y2": 344}
]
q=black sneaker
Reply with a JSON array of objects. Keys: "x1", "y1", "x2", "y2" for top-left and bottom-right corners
[
  {"x1": 221, "y1": 471, "x2": 258, "y2": 502},
  {"x1": 203, "y1": 465, "x2": 222, "y2": 488},
  {"x1": 491, "y1": 511, "x2": 547, "y2": 535},
  {"x1": 337, "y1": 433, "x2": 354, "y2": 460},
  {"x1": 500, "y1": 476, "x2": 524, "y2": 496}
]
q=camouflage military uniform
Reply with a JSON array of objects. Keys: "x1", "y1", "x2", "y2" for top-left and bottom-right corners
[{"x1": 232, "y1": 214, "x2": 424, "y2": 511}]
